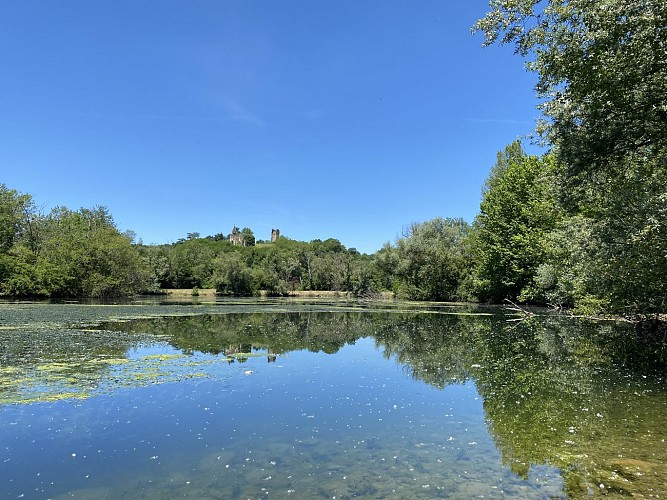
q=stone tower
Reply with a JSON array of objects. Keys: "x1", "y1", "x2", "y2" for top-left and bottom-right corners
[
  {"x1": 271, "y1": 228, "x2": 280, "y2": 243},
  {"x1": 230, "y1": 226, "x2": 244, "y2": 246}
]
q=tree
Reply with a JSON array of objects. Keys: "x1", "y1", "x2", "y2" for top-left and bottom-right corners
[
  {"x1": 482, "y1": 140, "x2": 526, "y2": 195},
  {"x1": 475, "y1": 1, "x2": 667, "y2": 316},
  {"x1": 241, "y1": 227, "x2": 255, "y2": 246},
  {"x1": 312, "y1": 238, "x2": 345, "y2": 255},
  {"x1": 531, "y1": 215, "x2": 599, "y2": 310},
  {"x1": 372, "y1": 243, "x2": 400, "y2": 293},
  {"x1": 391, "y1": 217, "x2": 471, "y2": 301},
  {"x1": 0, "y1": 184, "x2": 35, "y2": 252},
  {"x1": 35, "y1": 206, "x2": 149, "y2": 297},
  {"x1": 211, "y1": 253, "x2": 256, "y2": 296},
  {"x1": 471, "y1": 146, "x2": 562, "y2": 302},
  {"x1": 474, "y1": 1, "x2": 667, "y2": 184}
]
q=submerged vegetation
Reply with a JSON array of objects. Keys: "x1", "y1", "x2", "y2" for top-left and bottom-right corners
[{"x1": 1, "y1": 302, "x2": 665, "y2": 496}]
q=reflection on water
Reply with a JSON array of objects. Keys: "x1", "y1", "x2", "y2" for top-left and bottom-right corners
[{"x1": 0, "y1": 302, "x2": 666, "y2": 498}]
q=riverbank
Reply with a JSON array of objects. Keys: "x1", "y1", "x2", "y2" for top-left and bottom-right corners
[{"x1": 160, "y1": 289, "x2": 394, "y2": 299}]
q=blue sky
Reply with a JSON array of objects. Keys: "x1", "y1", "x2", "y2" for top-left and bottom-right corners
[{"x1": 1, "y1": 1, "x2": 541, "y2": 253}]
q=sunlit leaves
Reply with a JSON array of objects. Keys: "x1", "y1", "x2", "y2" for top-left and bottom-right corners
[
  {"x1": 386, "y1": 217, "x2": 471, "y2": 301},
  {"x1": 475, "y1": 1, "x2": 667, "y2": 315},
  {"x1": 472, "y1": 144, "x2": 562, "y2": 302}
]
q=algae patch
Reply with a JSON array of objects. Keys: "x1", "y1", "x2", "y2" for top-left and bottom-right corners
[{"x1": 0, "y1": 351, "x2": 219, "y2": 405}]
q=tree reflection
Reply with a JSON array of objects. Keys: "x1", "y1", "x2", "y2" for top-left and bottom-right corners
[
  {"x1": 373, "y1": 312, "x2": 667, "y2": 496},
  {"x1": 5, "y1": 308, "x2": 666, "y2": 496}
]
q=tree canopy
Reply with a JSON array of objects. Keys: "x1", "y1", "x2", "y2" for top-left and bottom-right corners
[
  {"x1": 0, "y1": 186, "x2": 149, "y2": 298},
  {"x1": 472, "y1": 144, "x2": 562, "y2": 303},
  {"x1": 474, "y1": 0, "x2": 667, "y2": 187},
  {"x1": 474, "y1": 0, "x2": 667, "y2": 317}
]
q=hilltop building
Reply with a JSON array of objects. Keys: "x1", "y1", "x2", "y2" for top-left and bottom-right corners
[
  {"x1": 229, "y1": 226, "x2": 278, "y2": 246},
  {"x1": 229, "y1": 226, "x2": 245, "y2": 246}
]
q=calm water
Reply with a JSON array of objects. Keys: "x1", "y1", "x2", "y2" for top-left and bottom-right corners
[{"x1": 1, "y1": 299, "x2": 666, "y2": 498}]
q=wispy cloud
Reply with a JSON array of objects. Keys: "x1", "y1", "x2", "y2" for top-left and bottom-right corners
[{"x1": 221, "y1": 99, "x2": 265, "y2": 127}]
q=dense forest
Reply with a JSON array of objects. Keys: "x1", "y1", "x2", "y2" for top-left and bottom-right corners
[{"x1": 1, "y1": 1, "x2": 665, "y2": 320}]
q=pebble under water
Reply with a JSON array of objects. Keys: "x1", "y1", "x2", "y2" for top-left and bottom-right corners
[{"x1": 1, "y1": 300, "x2": 665, "y2": 498}]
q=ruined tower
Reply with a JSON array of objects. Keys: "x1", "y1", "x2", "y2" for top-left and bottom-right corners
[
  {"x1": 271, "y1": 228, "x2": 280, "y2": 243},
  {"x1": 229, "y1": 226, "x2": 244, "y2": 246}
]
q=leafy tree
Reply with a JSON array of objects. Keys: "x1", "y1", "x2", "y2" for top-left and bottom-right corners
[
  {"x1": 211, "y1": 253, "x2": 256, "y2": 296},
  {"x1": 474, "y1": 1, "x2": 667, "y2": 185},
  {"x1": 137, "y1": 244, "x2": 174, "y2": 291},
  {"x1": 390, "y1": 217, "x2": 471, "y2": 301},
  {"x1": 482, "y1": 140, "x2": 526, "y2": 196},
  {"x1": 531, "y1": 215, "x2": 597, "y2": 309},
  {"x1": 169, "y1": 240, "x2": 213, "y2": 288},
  {"x1": 0, "y1": 245, "x2": 44, "y2": 296},
  {"x1": 35, "y1": 206, "x2": 149, "y2": 297},
  {"x1": 312, "y1": 238, "x2": 345, "y2": 255},
  {"x1": 372, "y1": 243, "x2": 400, "y2": 293},
  {"x1": 349, "y1": 253, "x2": 378, "y2": 297},
  {"x1": 587, "y1": 164, "x2": 667, "y2": 315},
  {"x1": 0, "y1": 184, "x2": 35, "y2": 252},
  {"x1": 475, "y1": 1, "x2": 667, "y2": 315},
  {"x1": 241, "y1": 227, "x2": 255, "y2": 246},
  {"x1": 471, "y1": 146, "x2": 562, "y2": 302}
]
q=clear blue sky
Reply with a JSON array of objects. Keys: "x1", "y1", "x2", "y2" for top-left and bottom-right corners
[{"x1": 1, "y1": 1, "x2": 540, "y2": 254}]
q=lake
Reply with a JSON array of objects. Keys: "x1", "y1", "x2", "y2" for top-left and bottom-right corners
[{"x1": 1, "y1": 298, "x2": 665, "y2": 498}]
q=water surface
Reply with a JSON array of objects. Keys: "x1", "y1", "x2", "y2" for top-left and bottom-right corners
[{"x1": 1, "y1": 299, "x2": 665, "y2": 498}]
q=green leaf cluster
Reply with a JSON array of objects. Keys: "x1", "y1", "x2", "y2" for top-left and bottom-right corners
[
  {"x1": 377, "y1": 218, "x2": 472, "y2": 301},
  {"x1": 473, "y1": 0, "x2": 667, "y2": 317},
  {"x1": 0, "y1": 185, "x2": 149, "y2": 298}
]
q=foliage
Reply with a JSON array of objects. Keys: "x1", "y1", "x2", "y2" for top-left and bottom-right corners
[
  {"x1": 471, "y1": 145, "x2": 563, "y2": 302},
  {"x1": 211, "y1": 252, "x2": 256, "y2": 296},
  {"x1": 474, "y1": 0, "x2": 667, "y2": 185},
  {"x1": 0, "y1": 188, "x2": 150, "y2": 298},
  {"x1": 531, "y1": 215, "x2": 595, "y2": 309},
  {"x1": 37, "y1": 206, "x2": 149, "y2": 297},
  {"x1": 137, "y1": 233, "x2": 377, "y2": 297},
  {"x1": 475, "y1": 3, "x2": 667, "y2": 315},
  {"x1": 240, "y1": 227, "x2": 255, "y2": 246},
  {"x1": 0, "y1": 184, "x2": 35, "y2": 252},
  {"x1": 376, "y1": 218, "x2": 471, "y2": 301}
]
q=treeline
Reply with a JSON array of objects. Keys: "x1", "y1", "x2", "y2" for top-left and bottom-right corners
[
  {"x1": 0, "y1": 185, "x2": 380, "y2": 298},
  {"x1": 468, "y1": 0, "x2": 667, "y2": 319},
  {"x1": 1, "y1": 128, "x2": 665, "y2": 319},
  {"x1": 138, "y1": 234, "x2": 377, "y2": 297},
  {"x1": 0, "y1": 137, "x2": 663, "y2": 316}
]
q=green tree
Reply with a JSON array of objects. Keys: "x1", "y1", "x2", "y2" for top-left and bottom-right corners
[
  {"x1": 241, "y1": 227, "x2": 255, "y2": 246},
  {"x1": 211, "y1": 253, "x2": 256, "y2": 296},
  {"x1": 0, "y1": 184, "x2": 35, "y2": 252},
  {"x1": 475, "y1": 1, "x2": 667, "y2": 316},
  {"x1": 35, "y1": 206, "x2": 148, "y2": 297},
  {"x1": 474, "y1": 1, "x2": 667, "y2": 183},
  {"x1": 471, "y1": 147, "x2": 562, "y2": 303},
  {"x1": 372, "y1": 243, "x2": 400, "y2": 293},
  {"x1": 532, "y1": 215, "x2": 597, "y2": 309},
  {"x1": 391, "y1": 217, "x2": 471, "y2": 301}
]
